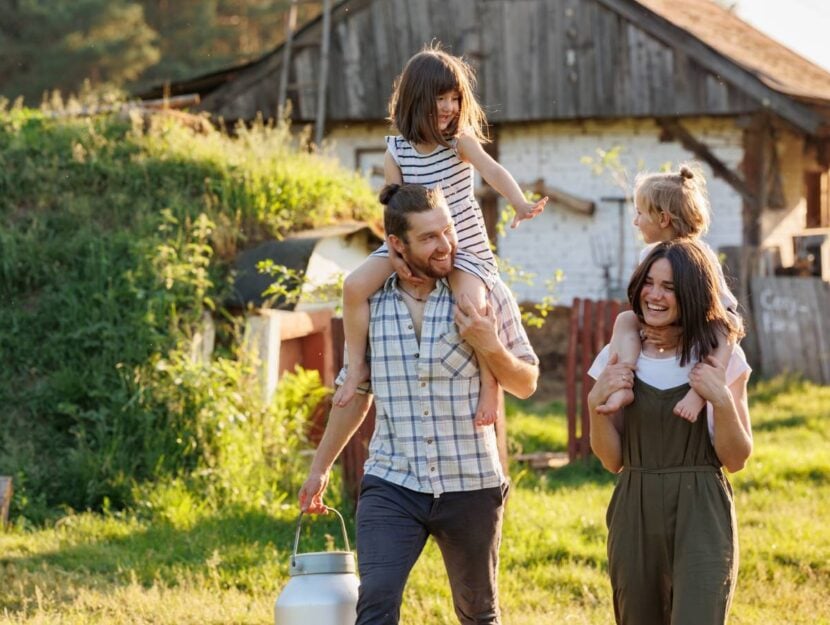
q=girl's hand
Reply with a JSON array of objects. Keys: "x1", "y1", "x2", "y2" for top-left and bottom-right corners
[
  {"x1": 642, "y1": 323, "x2": 682, "y2": 351},
  {"x1": 388, "y1": 245, "x2": 425, "y2": 286},
  {"x1": 511, "y1": 196, "x2": 549, "y2": 228},
  {"x1": 689, "y1": 356, "x2": 731, "y2": 408}
]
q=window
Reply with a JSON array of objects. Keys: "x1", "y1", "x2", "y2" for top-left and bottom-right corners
[{"x1": 805, "y1": 170, "x2": 830, "y2": 228}]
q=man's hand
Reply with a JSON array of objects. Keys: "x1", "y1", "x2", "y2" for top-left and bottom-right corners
[
  {"x1": 389, "y1": 245, "x2": 425, "y2": 286},
  {"x1": 642, "y1": 323, "x2": 682, "y2": 351},
  {"x1": 298, "y1": 470, "x2": 330, "y2": 514},
  {"x1": 689, "y1": 355, "x2": 731, "y2": 408},
  {"x1": 454, "y1": 294, "x2": 499, "y2": 353}
]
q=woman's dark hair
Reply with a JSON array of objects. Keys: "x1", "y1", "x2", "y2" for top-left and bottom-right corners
[
  {"x1": 380, "y1": 183, "x2": 446, "y2": 242},
  {"x1": 628, "y1": 240, "x2": 743, "y2": 366}
]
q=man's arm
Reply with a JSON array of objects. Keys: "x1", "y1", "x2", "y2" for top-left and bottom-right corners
[
  {"x1": 298, "y1": 392, "x2": 373, "y2": 513},
  {"x1": 454, "y1": 295, "x2": 539, "y2": 399}
]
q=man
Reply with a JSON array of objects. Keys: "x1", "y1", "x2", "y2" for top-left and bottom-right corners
[{"x1": 298, "y1": 183, "x2": 539, "y2": 625}]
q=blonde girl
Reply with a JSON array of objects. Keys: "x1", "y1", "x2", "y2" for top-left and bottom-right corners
[
  {"x1": 598, "y1": 164, "x2": 739, "y2": 421},
  {"x1": 334, "y1": 44, "x2": 548, "y2": 424}
]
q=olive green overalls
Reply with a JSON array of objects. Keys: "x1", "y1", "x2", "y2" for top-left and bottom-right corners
[{"x1": 606, "y1": 379, "x2": 738, "y2": 625}]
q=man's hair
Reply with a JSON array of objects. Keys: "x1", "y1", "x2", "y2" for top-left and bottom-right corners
[
  {"x1": 387, "y1": 42, "x2": 489, "y2": 148},
  {"x1": 628, "y1": 239, "x2": 743, "y2": 366},
  {"x1": 380, "y1": 183, "x2": 446, "y2": 242}
]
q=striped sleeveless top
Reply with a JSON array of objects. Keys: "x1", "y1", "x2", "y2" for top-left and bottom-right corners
[{"x1": 372, "y1": 135, "x2": 497, "y2": 288}]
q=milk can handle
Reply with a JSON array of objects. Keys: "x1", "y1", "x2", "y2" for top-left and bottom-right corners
[{"x1": 292, "y1": 506, "x2": 351, "y2": 561}]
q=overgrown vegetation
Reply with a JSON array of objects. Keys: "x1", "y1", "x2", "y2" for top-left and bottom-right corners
[
  {"x1": 0, "y1": 379, "x2": 827, "y2": 624},
  {"x1": 0, "y1": 102, "x2": 378, "y2": 522}
]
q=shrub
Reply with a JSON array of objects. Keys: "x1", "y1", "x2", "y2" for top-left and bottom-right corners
[{"x1": 0, "y1": 104, "x2": 377, "y2": 521}]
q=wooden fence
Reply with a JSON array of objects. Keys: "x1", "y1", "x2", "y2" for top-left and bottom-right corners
[
  {"x1": 0, "y1": 476, "x2": 11, "y2": 529},
  {"x1": 565, "y1": 298, "x2": 628, "y2": 461},
  {"x1": 751, "y1": 276, "x2": 830, "y2": 384}
]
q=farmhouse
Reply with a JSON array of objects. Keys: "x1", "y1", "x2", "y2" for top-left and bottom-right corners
[{"x1": 145, "y1": 0, "x2": 830, "y2": 308}]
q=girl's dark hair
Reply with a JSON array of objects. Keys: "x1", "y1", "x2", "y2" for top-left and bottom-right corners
[
  {"x1": 628, "y1": 239, "x2": 743, "y2": 366},
  {"x1": 387, "y1": 42, "x2": 489, "y2": 148},
  {"x1": 380, "y1": 183, "x2": 446, "y2": 242}
]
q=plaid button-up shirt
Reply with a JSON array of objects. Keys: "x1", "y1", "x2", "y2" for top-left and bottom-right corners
[{"x1": 338, "y1": 275, "x2": 538, "y2": 496}]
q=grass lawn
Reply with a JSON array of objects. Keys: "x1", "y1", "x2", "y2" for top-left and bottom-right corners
[{"x1": 1, "y1": 377, "x2": 828, "y2": 624}]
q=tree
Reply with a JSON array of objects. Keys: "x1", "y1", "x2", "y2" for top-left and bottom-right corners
[
  {"x1": 0, "y1": 0, "x2": 306, "y2": 102},
  {"x1": 0, "y1": 0, "x2": 160, "y2": 102}
]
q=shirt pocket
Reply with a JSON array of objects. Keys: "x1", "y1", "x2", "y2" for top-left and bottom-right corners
[{"x1": 437, "y1": 331, "x2": 479, "y2": 378}]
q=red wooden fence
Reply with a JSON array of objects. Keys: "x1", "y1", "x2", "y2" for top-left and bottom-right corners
[{"x1": 565, "y1": 298, "x2": 628, "y2": 461}]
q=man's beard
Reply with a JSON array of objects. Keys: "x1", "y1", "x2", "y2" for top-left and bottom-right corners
[{"x1": 401, "y1": 248, "x2": 455, "y2": 279}]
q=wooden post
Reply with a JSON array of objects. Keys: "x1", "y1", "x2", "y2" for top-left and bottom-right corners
[
  {"x1": 314, "y1": 0, "x2": 331, "y2": 148},
  {"x1": 0, "y1": 476, "x2": 12, "y2": 529},
  {"x1": 566, "y1": 300, "x2": 581, "y2": 461}
]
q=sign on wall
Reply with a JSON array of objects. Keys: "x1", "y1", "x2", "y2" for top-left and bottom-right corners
[{"x1": 751, "y1": 277, "x2": 830, "y2": 384}]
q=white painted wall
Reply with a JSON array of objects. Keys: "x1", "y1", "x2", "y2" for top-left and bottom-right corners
[
  {"x1": 495, "y1": 118, "x2": 745, "y2": 304},
  {"x1": 324, "y1": 117, "x2": 764, "y2": 303},
  {"x1": 298, "y1": 230, "x2": 379, "y2": 310},
  {"x1": 326, "y1": 123, "x2": 389, "y2": 191}
]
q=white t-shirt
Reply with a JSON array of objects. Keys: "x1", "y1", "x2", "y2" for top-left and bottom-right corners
[{"x1": 588, "y1": 344, "x2": 751, "y2": 440}]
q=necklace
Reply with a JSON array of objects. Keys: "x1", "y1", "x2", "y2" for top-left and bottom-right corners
[{"x1": 398, "y1": 285, "x2": 427, "y2": 302}]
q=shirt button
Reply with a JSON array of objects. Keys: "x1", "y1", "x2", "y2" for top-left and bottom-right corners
[
  {"x1": 420, "y1": 382, "x2": 426, "y2": 387},
  {"x1": 423, "y1": 410, "x2": 429, "y2": 416},
  {"x1": 408, "y1": 324, "x2": 413, "y2": 329},
  {"x1": 430, "y1": 466, "x2": 436, "y2": 472},
  {"x1": 414, "y1": 352, "x2": 419, "y2": 358},
  {"x1": 426, "y1": 438, "x2": 433, "y2": 444}
]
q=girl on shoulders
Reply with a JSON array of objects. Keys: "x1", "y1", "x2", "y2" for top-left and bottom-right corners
[
  {"x1": 335, "y1": 44, "x2": 548, "y2": 422},
  {"x1": 598, "y1": 164, "x2": 739, "y2": 422}
]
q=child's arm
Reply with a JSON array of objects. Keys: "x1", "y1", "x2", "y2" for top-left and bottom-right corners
[
  {"x1": 335, "y1": 255, "x2": 394, "y2": 406},
  {"x1": 449, "y1": 269, "x2": 500, "y2": 426},
  {"x1": 596, "y1": 311, "x2": 640, "y2": 414},
  {"x1": 674, "y1": 329, "x2": 734, "y2": 422},
  {"x1": 384, "y1": 149, "x2": 403, "y2": 184},
  {"x1": 455, "y1": 132, "x2": 547, "y2": 228}
]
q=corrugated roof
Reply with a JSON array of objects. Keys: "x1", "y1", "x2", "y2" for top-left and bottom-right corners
[{"x1": 636, "y1": 0, "x2": 830, "y2": 102}]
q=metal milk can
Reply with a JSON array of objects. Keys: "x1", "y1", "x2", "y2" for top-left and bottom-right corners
[{"x1": 274, "y1": 506, "x2": 359, "y2": 625}]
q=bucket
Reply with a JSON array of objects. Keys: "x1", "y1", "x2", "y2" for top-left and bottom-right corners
[{"x1": 274, "y1": 506, "x2": 359, "y2": 625}]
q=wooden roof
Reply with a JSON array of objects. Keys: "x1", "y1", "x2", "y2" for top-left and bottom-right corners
[
  {"x1": 637, "y1": 0, "x2": 830, "y2": 103},
  {"x1": 142, "y1": 0, "x2": 830, "y2": 135}
]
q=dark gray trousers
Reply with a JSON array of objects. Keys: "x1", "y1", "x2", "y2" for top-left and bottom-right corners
[{"x1": 355, "y1": 475, "x2": 508, "y2": 625}]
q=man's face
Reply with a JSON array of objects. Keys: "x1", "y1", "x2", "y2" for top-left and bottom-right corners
[{"x1": 391, "y1": 202, "x2": 457, "y2": 279}]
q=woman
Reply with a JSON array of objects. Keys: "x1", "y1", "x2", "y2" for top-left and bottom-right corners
[{"x1": 588, "y1": 239, "x2": 753, "y2": 625}]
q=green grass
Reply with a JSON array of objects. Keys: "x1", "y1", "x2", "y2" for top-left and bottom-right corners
[{"x1": 1, "y1": 378, "x2": 828, "y2": 624}]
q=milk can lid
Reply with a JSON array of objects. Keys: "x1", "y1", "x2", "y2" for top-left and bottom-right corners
[{"x1": 290, "y1": 551, "x2": 356, "y2": 576}]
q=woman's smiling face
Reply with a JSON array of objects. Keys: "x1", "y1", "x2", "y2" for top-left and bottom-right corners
[{"x1": 640, "y1": 258, "x2": 679, "y2": 327}]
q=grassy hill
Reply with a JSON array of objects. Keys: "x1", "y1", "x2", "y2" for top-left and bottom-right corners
[{"x1": 0, "y1": 104, "x2": 378, "y2": 521}]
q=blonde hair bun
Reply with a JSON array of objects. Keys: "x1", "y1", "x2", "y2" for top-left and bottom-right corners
[{"x1": 679, "y1": 165, "x2": 694, "y2": 180}]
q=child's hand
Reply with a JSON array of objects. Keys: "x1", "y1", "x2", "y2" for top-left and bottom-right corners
[
  {"x1": 389, "y1": 245, "x2": 425, "y2": 285},
  {"x1": 642, "y1": 323, "x2": 682, "y2": 351},
  {"x1": 511, "y1": 196, "x2": 548, "y2": 228}
]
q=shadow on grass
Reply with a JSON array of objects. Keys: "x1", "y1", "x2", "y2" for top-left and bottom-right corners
[
  {"x1": 512, "y1": 455, "x2": 618, "y2": 494},
  {"x1": 753, "y1": 414, "x2": 809, "y2": 432},
  {"x1": 0, "y1": 505, "x2": 357, "y2": 591}
]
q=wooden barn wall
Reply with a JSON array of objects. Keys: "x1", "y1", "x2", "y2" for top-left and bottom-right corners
[{"x1": 201, "y1": 0, "x2": 759, "y2": 123}]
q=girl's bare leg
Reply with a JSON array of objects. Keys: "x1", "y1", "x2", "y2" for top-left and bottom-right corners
[
  {"x1": 674, "y1": 331, "x2": 733, "y2": 422},
  {"x1": 334, "y1": 256, "x2": 394, "y2": 406},
  {"x1": 449, "y1": 270, "x2": 499, "y2": 426},
  {"x1": 598, "y1": 311, "x2": 640, "y2": 414}
]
